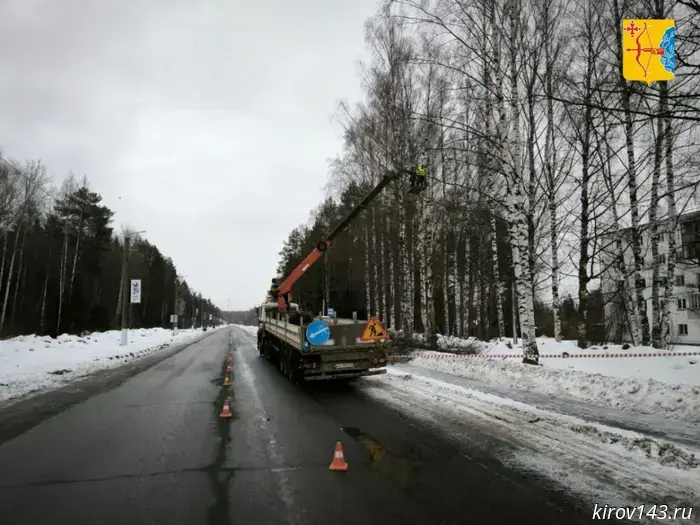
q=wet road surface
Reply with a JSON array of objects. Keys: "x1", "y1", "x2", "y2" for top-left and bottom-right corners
[{"x1": 0, "y1": 326, "x2": 601, "y2": 524}]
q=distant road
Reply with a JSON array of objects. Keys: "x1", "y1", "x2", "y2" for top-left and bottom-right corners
[{"x1": 0, "y1": 327, "x2": 595, "y2": 524}]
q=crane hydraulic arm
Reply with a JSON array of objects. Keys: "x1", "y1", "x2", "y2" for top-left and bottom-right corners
[{"x1": 272, "y1": 166, "x2": 426, "y2": 312}]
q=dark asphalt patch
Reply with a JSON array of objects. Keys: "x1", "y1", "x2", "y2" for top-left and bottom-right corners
[
  {"x1": 205, "y1": 353, "x2": 235, "y2": 525},
  {"x1": 0, "y1": 330, "x2": 218, "y2": 446}
]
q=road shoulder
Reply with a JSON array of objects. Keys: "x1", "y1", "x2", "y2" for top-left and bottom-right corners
[{"x1": 0, "y1": 329, "x2": 219, "y2": 445}]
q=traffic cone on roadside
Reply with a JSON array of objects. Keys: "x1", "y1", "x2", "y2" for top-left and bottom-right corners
[
  {"x1": 223, "y1": 375, "x2": 231, "y2": 387},
  {"x1": 220, "y1": 398, "x2": 232, "y2": 418},
  {"x1": 329, "y1": 441, "x2": 348, "y2": 471},
  {"x1": 226, "y1": 364, "x2": 232, "y2": 372}
]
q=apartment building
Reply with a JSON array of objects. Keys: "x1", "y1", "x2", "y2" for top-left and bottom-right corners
[{"x1": 600, "y1": 210, "x2": 700, "y2": 345}]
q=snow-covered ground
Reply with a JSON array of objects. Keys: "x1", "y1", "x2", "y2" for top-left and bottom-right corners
[
  {"x1": 360, "y1": 370, "x2": 700, "y2": 524},
  {"x1": 235, "y1": 324, "x2": 258, "y2": 338},
  {"x1": 0, "y1": 326, "x2": 224, "y2": 404},
  {"x1": 400, "y1": 337, "x2": 700, "y2": 422},
  {"x1": 371, "y1": 334, "x2": 700, "y2": 520}
]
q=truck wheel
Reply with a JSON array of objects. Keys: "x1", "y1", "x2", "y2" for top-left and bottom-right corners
[
  {"x1": 278, "y1": 348, "x2": 287, "y2": 375},
  {"x1": 288, "y1": 354, "x2": 301, "y2": 384}
]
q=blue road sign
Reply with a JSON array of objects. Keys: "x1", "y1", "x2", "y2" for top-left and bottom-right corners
[
  {"x1": 306, "y1": 320, "x2": 330, "y2": 346},
  {"x1": 327, "y1": 307, "x2": 335, "y2": 318}
]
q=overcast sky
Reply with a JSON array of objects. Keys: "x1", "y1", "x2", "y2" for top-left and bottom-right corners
[{"x1": 0, "y1": 0, "x2": 378, "y2": 311}]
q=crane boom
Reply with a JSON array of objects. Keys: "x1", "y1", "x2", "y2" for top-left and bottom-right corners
[{"x1": 273, "y1": 167, "x2": 426, "y2": 311}]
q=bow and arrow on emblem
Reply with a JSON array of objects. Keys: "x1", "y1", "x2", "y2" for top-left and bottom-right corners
[{"x1": 624, "y1": 21, "x2": 665, "y2": 78}]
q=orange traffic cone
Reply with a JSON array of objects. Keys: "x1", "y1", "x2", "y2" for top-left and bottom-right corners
[
  {"x1": 329, "y1": 441, "x2": 348, "y2": 471},
  {"x1": 226, "y1": 364, "x2": 232, "y2": 372},
  {"x1": 223, "y1": 375, "x2": 231, "y2": 387},
  {"x1": 220, "y1": 398, "x2": 232, "y2": 418}
]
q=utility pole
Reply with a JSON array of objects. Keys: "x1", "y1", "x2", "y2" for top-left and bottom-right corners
[
  {"x1": 192, "y1": 294, "x2": 196, "y2": 329},
  {"x1": 120, "y1": 235, "x2": 130, "y2": 346},
  {"x1": 173, "y1": 275, "x2": 178, "y2": 335}
]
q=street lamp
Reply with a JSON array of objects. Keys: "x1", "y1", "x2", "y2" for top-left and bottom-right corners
[{"x1": 120, "y1": 229, "x2": 146, "y2": 346}]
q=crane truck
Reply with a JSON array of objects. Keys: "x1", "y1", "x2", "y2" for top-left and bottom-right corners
[{"x1": 256, "y1": 164, "x2": 427, "y2": 382}]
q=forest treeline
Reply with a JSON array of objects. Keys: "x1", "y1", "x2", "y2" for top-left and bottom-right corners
[
  {"x1": 275, "y1": 0, "x2": 700, "y2": 356},
  {"x1": 0, "y1": 154, "x2": 221, "y2": 339}
]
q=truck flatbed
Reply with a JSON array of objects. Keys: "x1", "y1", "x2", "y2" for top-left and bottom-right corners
[{"x1": 257, "y1": 306, "x2": 388, "y2": 382}]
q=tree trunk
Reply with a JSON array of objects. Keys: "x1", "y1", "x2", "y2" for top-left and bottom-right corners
[
  {"x1": 68, "y1": 207, "x2": 85, "y2": 309},
  {"x1": 649, "y1": 96, "x2": 663, "y2": 348},
  {"x1": 56, "y1": 221, "x2": 70, "y2": 335},
  {"x1": 526, "y1": 80, "x2": 538, "y2": 302},
  {"x1": 0, "y1": 231, "x2": 7, "y2": 301},
  {"x1": 490, "y1": 215, "x2": 506, "y2": 338},
  {"x1": 373, "y1": 206, "x2": 385, "y2": 322},
  {"x1": 364, "y1": 215, "x2": 373, "y2": 316},
  {"x1": 0, "y1": 224, "x2": 22, "y2": 336},
  {"x1": 10, "y1": 228, "x2": 27, "y2": 333},
  {"x1": 40, "y1": 229, "x2": 55, "y2": 335},
  {"x1": 413, "y1": 198, "x2": 424, "y2": 333},
  {"x1": 506, "y1": 0, "x2": 537, "y2": 362},
  {"x1": 659, "y1": 79, "x2": 677, "y2": 348},
  {"x1": 384, "y1": 210, "x2": 394, "y2": 328}
]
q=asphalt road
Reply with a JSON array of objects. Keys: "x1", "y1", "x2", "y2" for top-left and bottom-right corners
[{"x1": 0, "y1": 327, "x2": 601, "y2": 524}]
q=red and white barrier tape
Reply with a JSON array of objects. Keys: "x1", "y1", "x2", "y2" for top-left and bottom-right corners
[{"x1": 396, "y1": 351, "x2": 700, "y2": 360}]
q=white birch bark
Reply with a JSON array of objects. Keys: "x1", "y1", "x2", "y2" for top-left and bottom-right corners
[
  {"x1": 10, "y1": 228, "x2": 26, "y2": 330},
  {"x1": 364, "y1": 217, "x2": 372, "y2": 316},
  {"x1": 0, "y1": 231, "x2": 7, "y2": 303},
  {"x1": 386, "y1": 212, "x2": 394, "y2": 328},
  {"x1": 0, "y1": 224, "x2": 21, "y2": 335},
  {"x1": 507, "y1": 0, "x2": 537, "y2": 361},
  {"x1": 400, "y1": 196, "x2": 412, "y2": 333},
  {"x1": 659, "y1": 81, "x2": 677, "y2": 349},
  {"x1": 68, "y1": 204, "x2": 85, "y2": 307},
  {"x1": 490, "y1": 0, "x2": 507, "y2": 340},
  {"x1": 57, "y1": 220, "x2": 69, "y2": 334},
  {"x1": 649, "y1": 104, "x2": 663, "y2": 348}
]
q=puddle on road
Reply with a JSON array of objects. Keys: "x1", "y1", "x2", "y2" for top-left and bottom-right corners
[{"x1": 342, "y1": 426, "x2": 419, "y2": 489}]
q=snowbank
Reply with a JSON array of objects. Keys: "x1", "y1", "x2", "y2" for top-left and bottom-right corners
[
  {"x1": 0, "y1": 326, "x2": 224, "y2": 403},
  {"x1": 233, "y1": 324, "x2": 258, "y2": 337},
  {"x1": 406, "y1": 337, "x2": 700, "y2": 421},
  {"x1": 362, "y1": 371, "x2": 700, "y2": 517}
]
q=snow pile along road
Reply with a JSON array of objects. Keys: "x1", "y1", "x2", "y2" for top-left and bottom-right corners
[
  {"x1": 0, "y1": 327, "x2": 222, "y2": 403},
  {"x1": 405, "y1": 337, "x2": 700, "y2": 422},
  {"x1": 233, "y1": 324, "x2": 259, "y2": 338},
  {"x1": 361, "y1": 371, "x2": 700, "y2": 522}
]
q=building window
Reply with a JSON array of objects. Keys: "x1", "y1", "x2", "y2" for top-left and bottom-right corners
[
  {"x1": 678, "y1": 324, "x2": 688, "y2": 336},
  {"x1": 639, "y1": 278, "x2": 647, "y2": 288},
  {"x1": 676, "y1": 274, "x2": 685, "y2": 286},
  {"x1": 677, "y1": 298, "x2": 687, "y2": 310},
  {"x1": 657, "y1": 254, "x2": 667, "y2": 265},
  {"x1": 697, "y1": 274, "x2": 700, "y2": 287},
  {"x1": 659, "y1": 276, "x2": 668, "y2": 287},
  {"x1": 690, "y1": 294, "x2": 700, "y2": 310}
]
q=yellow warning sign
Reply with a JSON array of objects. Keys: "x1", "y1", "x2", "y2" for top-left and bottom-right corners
[{"x1": 360, "y1": 316, "x2": 388, "y2": 342}]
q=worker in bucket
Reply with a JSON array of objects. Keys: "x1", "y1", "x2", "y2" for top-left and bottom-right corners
[{"x1": 410, "y1": 154, "x2": 428, "y2": 193}]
